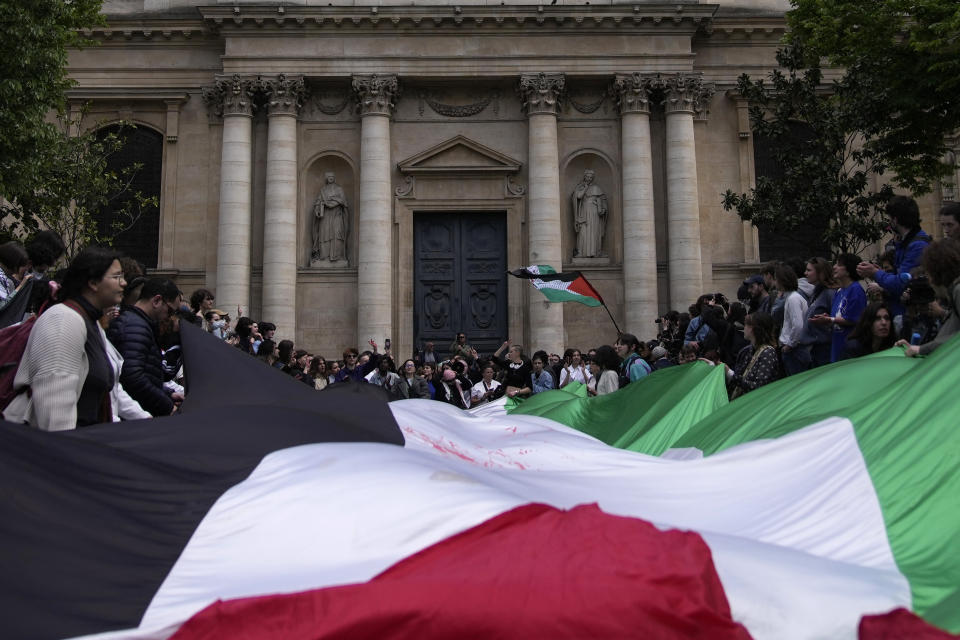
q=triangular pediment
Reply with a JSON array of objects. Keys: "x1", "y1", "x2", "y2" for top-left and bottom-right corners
[{"x1": 398, "y1": 135, "x2": 521, "y2": 175}]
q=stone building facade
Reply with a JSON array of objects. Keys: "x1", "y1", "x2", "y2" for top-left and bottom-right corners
[{"x1": 69, "y1": 0, "x2": 953, "y2": 358}]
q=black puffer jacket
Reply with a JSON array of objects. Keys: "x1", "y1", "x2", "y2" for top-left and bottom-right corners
[{"x1": 107, "y1": 305, "x2": 173, "y2": 416}]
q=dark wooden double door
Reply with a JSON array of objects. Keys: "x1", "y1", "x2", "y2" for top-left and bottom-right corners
[{"x1": 414, "y1": 212, "x2": 507, "y2": 357}]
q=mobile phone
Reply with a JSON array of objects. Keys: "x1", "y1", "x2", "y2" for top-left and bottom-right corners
[{"x1": 385, "y1": 338, "x2": 391, "y2": 349}]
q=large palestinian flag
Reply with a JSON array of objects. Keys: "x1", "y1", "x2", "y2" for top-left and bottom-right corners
[{"x1": 1, "y1": 323, "x2": 957, "y2": 639}]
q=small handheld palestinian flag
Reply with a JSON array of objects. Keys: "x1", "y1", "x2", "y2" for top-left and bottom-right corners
[
  {"x1": 508, "y1": 265, "x2": 621, "y2": 333},
  {"x1": 507, "y1": 265, "x2": 603, "y2": 307}
]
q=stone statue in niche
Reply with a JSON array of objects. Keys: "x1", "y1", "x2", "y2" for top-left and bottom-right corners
[
  {"x1": 311, "y1": 172, "x2": 349, "y2": 265},
  {"x1": 571, "y1": 169, "x2": 608, "y2": 258}
]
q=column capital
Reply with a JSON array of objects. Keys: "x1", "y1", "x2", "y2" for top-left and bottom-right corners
[
  {"x1": 612, "y1": 73, "x2": 654, "y2": 116},
  {"x1": 654, "y1": 73, "x2": 715, "y2": 118},
  {"x1": 260, "y1": 74, "x2": 306, "y2": 117},
  {"x1": 202, "y1": 74, "x2": 258, "y2": 118},
  {"x1": 352, "y1": 74, "x2": 400, "y2": 117},
  {"x1": 518, "y1": 73, "x2": 565, "y2": 117}
]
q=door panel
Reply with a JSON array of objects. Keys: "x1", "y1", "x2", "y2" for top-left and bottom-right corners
[{"x1": 414, "y1": 212, "x2": 507, "y2": 356}]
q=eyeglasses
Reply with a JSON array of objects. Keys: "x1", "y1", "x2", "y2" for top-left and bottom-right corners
[
  {"x1": 345, "y1": 354, "x2": 357, "y2": 359},
  {"x1": 104, "y1": 273, "x2": 125, "y2": 281}
]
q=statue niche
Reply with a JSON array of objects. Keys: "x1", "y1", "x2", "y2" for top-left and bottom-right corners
[
  {"x1": 311, "y1": 171, "x2": 350, "y2": 266},
  {"x1": 571, "y1": 168, "x2": 608, "y2": 259}
]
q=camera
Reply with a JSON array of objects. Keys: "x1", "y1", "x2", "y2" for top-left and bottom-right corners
[{"x1": 654, "y1": 318, "x2": 662, "y2": 324}]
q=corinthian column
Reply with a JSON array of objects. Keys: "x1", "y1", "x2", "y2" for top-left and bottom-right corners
[
  {"x1": 613, "y1": 73, "x2": 658, "y2": 333},
  {"x1": 203, "y1": 75, "x2": 257, "y2": 318},
  {"x1": 519, "y1": 73, "x2": 565, "y2": 355},
  {"x1": 658, "y1": 73, "x2": 713, "y2": 309},
  {"x1": 260, "y1": 74, "x2": 305, "y2": 339},
  {"x1": 353, "y1": 74, "x2": 399, "y2": 346}
]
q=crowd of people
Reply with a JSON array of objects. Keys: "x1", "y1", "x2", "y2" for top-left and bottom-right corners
[{"x1": 2, "y1": 197, "x2": 958, "y2": 430}]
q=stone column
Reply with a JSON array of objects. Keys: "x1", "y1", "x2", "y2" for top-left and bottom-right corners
[
  {"x1": 519, "y1": 73, "x2": 566, "y2": 355},
  {"x1": 614, "y1": 73, "x2": 658, "y2": 333},
  {"x1": 204, "y1": 75, "x2": 257, "y2": 318},
  {"x1": 659, "y1": 74, "x2": 712, "y2": 310},
  {"x1": 353, "y1": 74, "x2": 399, "y2": 346},
  {"x1": 260, "y1": 74, "x2": 305, "y2": 339}
]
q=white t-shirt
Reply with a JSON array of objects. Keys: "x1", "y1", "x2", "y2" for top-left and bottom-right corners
[
  {"x1": 559, "y1": 364, "x2": 591, "y2": 386},
  {"x1": 470, "y1": 379, "x2": 501, "y2": 403}
]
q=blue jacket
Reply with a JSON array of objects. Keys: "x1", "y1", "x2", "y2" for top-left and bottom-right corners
[{"x1": 874, "y1": 229, "x2": 931, "y2": 315}]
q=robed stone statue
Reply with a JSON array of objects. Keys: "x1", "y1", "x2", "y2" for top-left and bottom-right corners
[
  {"x1": 312, "y1": 172, "x2": 349, "y2": 263},
  {"x1": 571, "y1": 169, "x2": 608, "y2": 258}
]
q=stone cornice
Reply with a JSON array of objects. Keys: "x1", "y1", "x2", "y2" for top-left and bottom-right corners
[
  {"x1": 198, "y1": 5, "x2": 717, "y2": 35},
  {"x1": 67, "y1": 88, "x2": 191, "y2": 103},
  {"x1": 699, "y1": 17, "x2": 786, "y2": 43},
  {"x1": 77, "y1": 17, "x2": 213, "y2": 42}
]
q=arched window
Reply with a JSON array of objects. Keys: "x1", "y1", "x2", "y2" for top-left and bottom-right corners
[
  {"x1": 94, "y1": 125, "x2": 163, "y2": 269},
  {"x1": 753, "y1": 122, "x2": 830, "y2": 262}
]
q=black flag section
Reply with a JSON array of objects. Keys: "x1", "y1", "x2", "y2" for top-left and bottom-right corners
[{"x1": 0, "y1": 322, "x2": 402, "y2": 640}]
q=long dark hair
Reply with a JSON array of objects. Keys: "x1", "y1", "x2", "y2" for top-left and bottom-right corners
[
  {"x1": 58, "y1": 246, "x2": 120, "y2": 301},
  {"x1": 594, "y1": 344, "x2": 621, "y2": 372},
  {"x1": 849, "y1": 302, "x2": 896, "y2": 353},
  {"x1": 744, "y1": 312, "x2": 776, "y2": 348}
]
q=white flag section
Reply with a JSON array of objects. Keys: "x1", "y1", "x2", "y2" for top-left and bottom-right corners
[{"x1": 78, "y1": 400, "x2": 909, "y2": 640}]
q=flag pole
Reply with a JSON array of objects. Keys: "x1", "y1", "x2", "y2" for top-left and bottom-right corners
[{"x1": 602, "y1": 303, "x2": 622, "y2": 336}]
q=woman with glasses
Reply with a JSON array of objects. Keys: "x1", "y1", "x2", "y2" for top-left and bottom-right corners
[
  {"x1": 6, "y1": 247, "x2": 130, "y2": 430},
  {"x1": 391, "y1": 359, "x2": 431, "y2": 399}
]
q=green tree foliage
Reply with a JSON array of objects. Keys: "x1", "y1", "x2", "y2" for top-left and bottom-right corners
[
  {"x1": 724, "y1": 0, "x2": 959, "y2": 256},
  {"x1": 2, "y1": 115, "x2": 158, "y2": 261},
  {"x1": 0, "y1": 0, "x2": 104, "y2": 200}
]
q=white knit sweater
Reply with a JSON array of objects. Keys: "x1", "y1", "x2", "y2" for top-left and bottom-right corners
[{"x1": 5, "y1": 304, "x2": 97, "y2": 430}]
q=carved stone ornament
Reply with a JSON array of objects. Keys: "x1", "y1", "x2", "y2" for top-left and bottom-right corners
[
  {"x1": 518, "y1": 73, "x2": 565, "y2": 116},
  {"x1": 612, "y1": 73, "x2": 654, "y2": 115},
  {"x1": 202, "y1": 74, "x2": 258, "y2": 117},
  {"x1": 260, "y1": 74, "x2": 306, "y2": 116},
  {"x1": 654, "y1": 73, "x2": 715, "y2": 116},
  {"x1": 505, "y1": 175, "x2": 526, "y2": 197},
  {"x1": 567, "y1": 93, "x2": 606, "y2": 114},
  {"x1": 395, "y1": 175, "x2": 415, "y2": 198},
  {"x1": 352, "y1": 74, "x2": 400, "y2": 117},
  {"x1": 418, "y1": 90, "x2": 499, "y2": 118},
  {"x1": 313, "y1": 90, "x2": 351, "y2": 116}
]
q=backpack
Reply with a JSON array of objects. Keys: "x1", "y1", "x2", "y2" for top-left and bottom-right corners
[
  {"x1": 0, "y1": 300, "x2": 74, "y2": 413},
  {"x1": 618, "y1": 353, "x2": 638, "y2": 389},
  {"x1": 0, "y1": 316, "x2": 39, "y2": 412}
]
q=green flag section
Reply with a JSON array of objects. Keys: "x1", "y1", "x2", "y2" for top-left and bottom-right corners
[
  {"x1": 505, "y1": 339, "x2": 959, "y2": 632},
  {"x1": 674, "y1": 341, "x2": 959, "y2": 632},
  {"x1": 507, "y1": 363, "x2": 729, "y2": 456},
  {"x1": 507, "y1": 265, "x2": 604, "y2": 307}
]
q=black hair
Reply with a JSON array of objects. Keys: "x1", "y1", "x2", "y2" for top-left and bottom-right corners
[
  {"x1": 0, "y1": 241, "x2": 28, "y2": 274},
  {"x1": 615, "y1": 332, "x2": 641, "y2": 353},
  {"x1": 58, "y1": 246, "x2": 120, "y2": 301},
  {"x1": 887, "y1": 195, "x2": 920, "y2": 229},
  {"x1": 259, "y1": 322, "x2": 276, "y2": 333},
  {"x1": 138, "y1": 278, "x2": 181, "y2": 302},
  {"x1": 849, "y1": 302, "x2": 896, "y2": 353},
  {"x1": 941, "y1": 202, "x2": 960, "y2": 224},
  {"x1": 189, "y1": 288, "x2": 214, "y2": 312},
  {"x1": 236, "y1": 317, "x2": 254, "y2": 339},
  {"x1": 836, "y1": 253, "x2": 863, "y2": 282},
  {"x1": 594, "y1": 344, "x2": 621, "y2": 372},
  {"x1": 278, "y1": 339, "x2": 294, "y2": 364},
  {"x1": 25, "y1": 231, "x2": 65, "y2": 270},
  {"x1": 257, "y1": 339, "x2": 277, "y2": 363}
]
